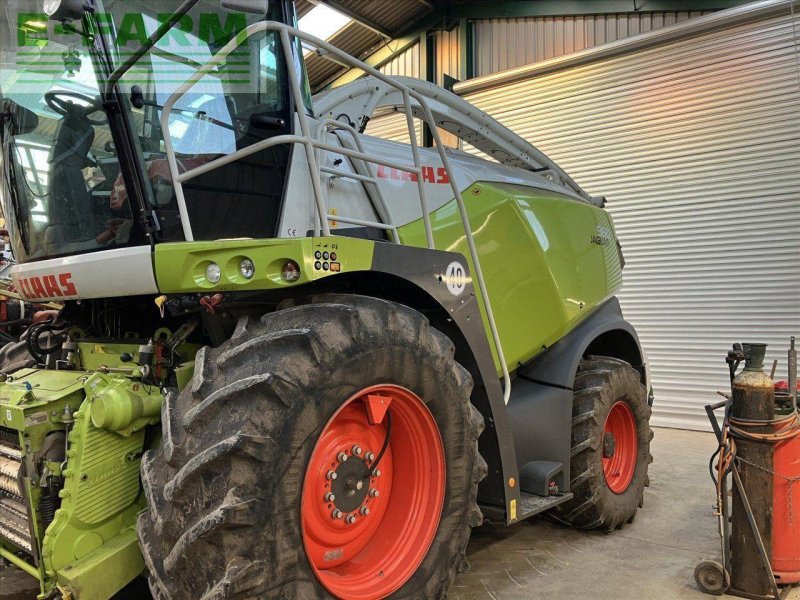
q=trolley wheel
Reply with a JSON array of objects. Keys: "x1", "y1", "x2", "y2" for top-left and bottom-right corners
[{"x1": 694, "y1": 560, "x2": 727, "y2": 596}]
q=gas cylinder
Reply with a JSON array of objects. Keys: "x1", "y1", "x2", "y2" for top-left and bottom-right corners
[
  {"x1": 772, "y1": 380, "x2": 800, "y2": 584},
  {"x1": 729, "y1": 343, "x2": 775, "y2": 597}
]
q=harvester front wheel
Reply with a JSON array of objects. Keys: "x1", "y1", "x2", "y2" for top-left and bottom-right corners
[
  {"x1": 137, "y1": 295, "x2": 486, "y2": 599},
  {"x1": 552, "y1": 356, "x2": 652, "y2": 531}
]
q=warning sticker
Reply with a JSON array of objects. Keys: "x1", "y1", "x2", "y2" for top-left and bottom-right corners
[
  {"x1": 25, "y1": 412, "x2": 48, "y2": 427},
  {"x1": 443, "y1": 261, "x2": 467, "y2": 297}
]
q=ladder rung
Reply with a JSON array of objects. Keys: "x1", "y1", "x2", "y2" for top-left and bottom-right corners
[
  {"x1": 320, "y1": 166, "x2": 377, "y2": 184},
  {"x1": 327, "y1": 214, "x2": 396, "y2": 231}
]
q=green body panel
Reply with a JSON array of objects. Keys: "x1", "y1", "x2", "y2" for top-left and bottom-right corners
[
  {"x1": 0, "y1": 353, "x2": 196, "y2": 600},
  {"x1": 152, "y1": 184, "x2": 621, "y2": 376},
  {"x1": 75, "y1": 342, "x2": 150, "y2": 373},
  {"x1": 398, "y1": 182, "x2": 623, "y2": 373},
  {"x1": 54, "y1": 529, "x2": 144, "y2": 600},
  {"x1": 0, "y1": 370, "x2": 87, "y2": 595},
  {"x1": 154, "y1": 237, "x2": 374, "y2": 293},
  {"x1": 42, "y1": 375, "x2": 149, "y2": 598}
]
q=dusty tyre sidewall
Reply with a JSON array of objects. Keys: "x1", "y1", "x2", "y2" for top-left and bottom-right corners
[
  {"x1": 555, "y1": 357, "x2": 652, "y2": 530},
  {"x1": 279, "y1": 344, "x2": 476, "y2": 598},
  {"x1": 138, "y1": 298, "x2": 482, "y2": 600}
]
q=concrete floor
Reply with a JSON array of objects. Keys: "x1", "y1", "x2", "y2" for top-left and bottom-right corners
[
  {"x1": 455, "y1": 427, "x2": 800, "y2": 600},
  {"x1": 1, "y1": 427, "x2": 798, "y2": 599}
]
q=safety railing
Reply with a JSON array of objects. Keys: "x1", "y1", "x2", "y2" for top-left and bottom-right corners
[
  {"x1": 158, "y1": 21, "x2": 512, "y2": 404},
  {"x1": 313, "y1": 117, "x2": 401, "y2": 243}
]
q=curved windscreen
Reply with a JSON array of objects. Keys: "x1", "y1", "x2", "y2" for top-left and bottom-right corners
[
  {"x1": 0, "y1": 0, "x2": 306, "y2": 262},
  {"x1": 0, "y1": 24, "x2": 138, "y2": 261},
  {"x1": 105, "y1": 0, "x2": 298, "y2": 241}
]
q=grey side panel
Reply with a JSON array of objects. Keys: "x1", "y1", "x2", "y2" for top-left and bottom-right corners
[
  {"x1": 369, "y1": 243, "x2": 519, "y2": 512},
  {"x1": 507, "y1": 378, "x2": 572, "y2": 493},
  {"x1": 518, "y1": 297, "x2": 643, "y2": 389}
]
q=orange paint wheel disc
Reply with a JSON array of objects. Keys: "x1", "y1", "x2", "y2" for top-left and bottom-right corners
[{"x1": 301, "y1": 384, "x2": 446, "y2": 600}]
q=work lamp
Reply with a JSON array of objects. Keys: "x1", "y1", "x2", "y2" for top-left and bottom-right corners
[{"x1": 44, "y1": 0, "x2": 85, "y2": 22}]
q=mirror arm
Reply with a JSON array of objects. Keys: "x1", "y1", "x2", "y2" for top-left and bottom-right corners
[
  {"x1": 104, "y1": 0, "x2": 202, "y2": 96},
  {"x1": 220, "y1": 0, "x2": 268, "y2": 14}
]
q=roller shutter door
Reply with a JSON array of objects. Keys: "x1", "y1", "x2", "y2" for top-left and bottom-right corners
[
  {"x1": 472, "y1": 11, "x2": 713, "y2": 76},
  {"x1": 460, "y1": 9, "x2": 800, "y2": 429},
  {"x1": 365, "y1": 44, "x2": 423, "y2": 144}
]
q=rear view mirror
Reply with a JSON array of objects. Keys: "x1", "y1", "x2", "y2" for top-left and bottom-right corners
[
  {"x1": 2, "y1": 101, "x2": 39, "y2": 136},
  {"x1": 220, "y1": 0, "x2": 268, "y2": 14}
]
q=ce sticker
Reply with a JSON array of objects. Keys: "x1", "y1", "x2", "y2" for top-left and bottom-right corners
[{"x1": 443, "y1": 261, "x2": 467, "y2": 297}]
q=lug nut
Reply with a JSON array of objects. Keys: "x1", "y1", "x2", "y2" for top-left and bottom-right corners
[
  {"x1": 352, "y1": 445, "x2": 362, "y2": 455},
  {"x1": 324, "y1": 492, "x2": 336, "y2": 502},
  {"x1": 365, "y1": 452, "x2": 375, "y2": 462},
  {"x1": 332, "y1": 509, "x2": 343, "y2": 519},
  {"x1": 327, "y1": 470, "x2": 337, "y2": 480},
  {"x1": 374, "y1": 469, "x2": 381, "y2": 477},
  {"x1": 360, "y1": 507, "x2": 370, "y2": 516},
  {"x1": 346, "y1": 514, "x2": 357, "y2": 524},
  {"x1": 337, "y1": 452, "x2": 348, "y2": 463},
  {"x1": 369, "y1": 488, "x2": 380, "y2": 498}
]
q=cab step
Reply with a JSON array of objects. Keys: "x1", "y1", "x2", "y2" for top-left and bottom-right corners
[
  {"x1": 518, "y1": 491, "x2": 574, "y2": 521},
  {"x1": 480, "y1": 491, "x2": 574, "y2": 524}
]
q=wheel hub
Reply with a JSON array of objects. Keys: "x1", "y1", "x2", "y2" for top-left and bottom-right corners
[{"x1": 330, "y1": 453, "x2": 373, "y2": 513}]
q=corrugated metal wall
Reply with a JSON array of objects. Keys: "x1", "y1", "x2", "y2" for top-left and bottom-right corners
[
  {"x1": 433, "y1": 26, "x2": 462, "y2": 85},
  {"x1": 473, "y1": 11, "x2": 713, "y2": 76},
  {"x1": 365, "y1": 44, "x2": 423, "y2": 143},
  {"x1": 461, "y1": 11, "x2": 800, "y2": 429},
  {"x1": 433, "y1": 26, "x2": 462, "y2": 148}
]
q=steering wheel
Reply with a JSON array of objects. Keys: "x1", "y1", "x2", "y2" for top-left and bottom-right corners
[{"x1": 44, "y1": 91, "x2": 107, "y2": 125}]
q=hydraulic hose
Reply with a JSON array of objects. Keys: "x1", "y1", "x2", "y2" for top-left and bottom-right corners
[
  {"x1": 25, "y1": 320, "x2": 65, "y2": 365},
  {"x1": 363, "y1": 410, "x2": 392, "y2": 480}
]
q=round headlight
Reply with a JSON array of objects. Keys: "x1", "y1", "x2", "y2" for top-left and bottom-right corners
[
  {"x1": 239, "y1": 258, "x2": 255, "y2": 280},
  {"x1": 205, "y1": 262, "x2": 221, "y2": 284},
  {"x1": 281, "y1": 260, "x2": 301, "y2": 283},
  {"x1": 44, "y1": 0, "x2": 85, "y2": 21}
]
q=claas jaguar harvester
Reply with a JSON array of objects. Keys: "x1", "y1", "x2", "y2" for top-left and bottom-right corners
[{"x1": 0, "y1": 0, "x2": 653, "y2": 598}]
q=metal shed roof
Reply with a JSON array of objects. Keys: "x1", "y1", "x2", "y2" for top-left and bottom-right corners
[
  {"x1": 298, "y1": 0, "x2": 436, "y2": 36},
  {"x1": 299, "y1": 0, "x2": 439, "y2": 91}
]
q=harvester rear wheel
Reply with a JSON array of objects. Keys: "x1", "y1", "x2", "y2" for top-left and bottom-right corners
[
  {"x1": 137, "y1": 295, "x2": 486, "y2": 599},
  {"x1": 552, "y1": 356, "x2": 652, "y2": 531}
]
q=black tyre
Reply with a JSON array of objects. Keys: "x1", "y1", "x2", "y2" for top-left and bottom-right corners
[
  {"x1": 137, "y1": 295, "x2": 486, "y2": 599},
  {"x1": 552, "y1": 355, "x2": 652, "y2": 530},
  {"x1": 694, "y1": 560, "x2": 727, "y2": 596}
]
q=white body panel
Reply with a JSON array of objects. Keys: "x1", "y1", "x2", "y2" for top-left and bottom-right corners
[
  {"x1": 11, "y1": 246, "x2": 158, "y2": 302},
  {"x1": 279, "y1": 124, "x2": 583, "y2": 239}
]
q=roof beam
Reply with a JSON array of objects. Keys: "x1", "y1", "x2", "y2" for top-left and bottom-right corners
[
  {"x1": 307, "y1": 0, "x2": 393, "y2": 38},
  {"x1": 445, "y1": 0, "x2": 750, "y2": 19},
  {"x1": 325, "y1": 32, "x2": 423, "y2": 89},
  {"x1": 321, "y1": 0, "x2": 750, "y2": 91}
]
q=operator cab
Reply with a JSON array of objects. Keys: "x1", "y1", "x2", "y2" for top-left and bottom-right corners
[{"x1": 0, "y1": 0, "x2": 305, "y2": 263}]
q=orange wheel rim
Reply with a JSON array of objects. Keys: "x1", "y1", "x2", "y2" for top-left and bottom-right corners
[
  {"x1": 301, "y1": 385, "x2": 445, "y2": 599},
  {"x1": 602, "y1": 401, "x2": 638, "y2": 494}
]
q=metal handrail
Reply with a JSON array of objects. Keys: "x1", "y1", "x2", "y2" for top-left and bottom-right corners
[
  {"x1": 314, "y1": 117, "x2": 400, "y2": 243},
  {"x1": 156, "y1": 21, "x2": 512, "y2": 403}
]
